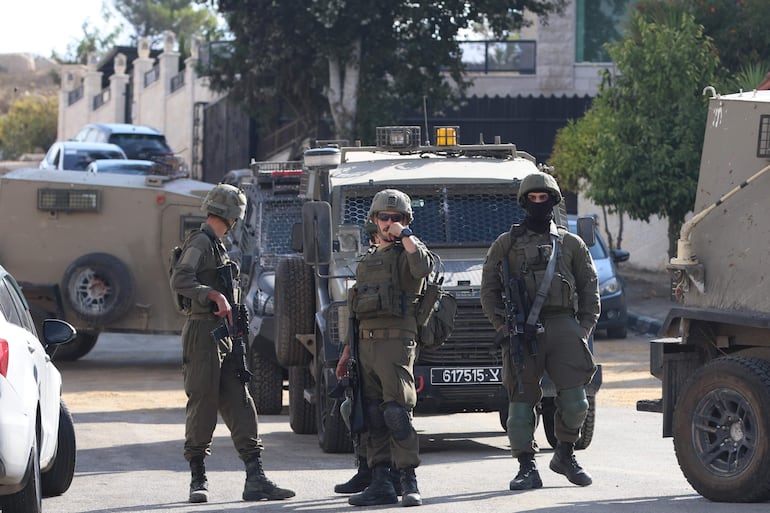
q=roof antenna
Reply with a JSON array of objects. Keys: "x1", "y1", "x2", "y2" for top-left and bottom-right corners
[{"x1": 423, "y1": 95, "x2": 430, "y2": 146}]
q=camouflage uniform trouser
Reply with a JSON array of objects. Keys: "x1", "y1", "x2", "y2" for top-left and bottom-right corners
[
  {"x1": 182, "y1": 318, "x2": 263, "y2": 462},
  {"x1": 358, "y1": 329, "x2": 420, "y2": 470},
  {"x1": 503, "y1": 314, "x2": 597, "y2": 455}
]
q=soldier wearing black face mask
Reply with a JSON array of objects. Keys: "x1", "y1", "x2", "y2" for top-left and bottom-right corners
[{"x1": 480, "y1": 172, "x2": 600, "y2": 492}]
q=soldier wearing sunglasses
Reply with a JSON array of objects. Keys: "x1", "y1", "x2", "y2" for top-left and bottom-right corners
[{"x1": 335, "y1": 189, "x2": 433, "y2": 507}]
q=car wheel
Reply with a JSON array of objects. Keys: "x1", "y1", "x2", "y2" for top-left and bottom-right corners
[
  {"x1": 274, "y1": 258, "x2": 314, "y2": 367},
  {"x1": 62, "y1": 253, "x2": 135, "y2": 324},
  {"x1": 248, "y1": 348, "x2": 284, "y2": 415},
  {"x1": 42, "y1": 401, "x2": 76, "y2": 497},
  {"x1": 288, "y1": 366, "x2": 316, "y2": 434},
  {"x1": 673, "y1": 356, "x2": 770, "y2": 502},
  {"x1": 51, "y1": 331, "x2": 99, "y2": 362},
  {"x1": 2, "y1": 434, "x2": 42, "y2": 513}
]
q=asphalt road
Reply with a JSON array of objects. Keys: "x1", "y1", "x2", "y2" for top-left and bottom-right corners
[{"x1": 40, "y1": 331, "x2": 769, "y2": 513}]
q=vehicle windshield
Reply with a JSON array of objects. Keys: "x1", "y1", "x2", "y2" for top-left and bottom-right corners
[
  {"x1": 341, "y1": 183, "x2": 525, "y2": 247},
  {"x1": 109, "y1": 134, "x2": 172, "y2": 159},
  {"x1": 63, "y1": 149, "x2": 124, "y2": 170}
]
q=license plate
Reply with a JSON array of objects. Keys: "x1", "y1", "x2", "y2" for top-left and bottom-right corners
[{"x1": 430, "y1": 367, "x2": 502, "y2": 385}]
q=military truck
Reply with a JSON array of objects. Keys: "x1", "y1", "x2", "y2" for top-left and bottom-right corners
[
  {"x1": 637, "y1": 88, "x2": 770, "y2": 502},
  {"x1": 224, "y1": 162, "x2": 305, "y2": 414},
  {"x1": 0, "y1": 167, "x2": 214, "y2": 360},
  {"x1": 261, "y1": 126, "x2": 601, "y2": 453}
]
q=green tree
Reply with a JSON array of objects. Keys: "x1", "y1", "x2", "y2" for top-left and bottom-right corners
[
  {"x1": 206, "y1": 0, "x2": 568, "y2": 142},
  {"x1": 590, "y1": 10, "x2": 719, "y2": 257},
  {"x1": 54, "y1": 3, "x2": 123, "y2": 64},
  {"x1": 115, "y1": 0, "x2": 222, "y2": 57},
  {"x1": 0, "y1": 95, "x2": 58, "y2": 159}
]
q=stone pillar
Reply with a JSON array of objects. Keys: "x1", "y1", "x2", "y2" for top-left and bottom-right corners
[
  {"x1": 83, "y1": 53, "x2": 103, "y2": 114},
  {"x1": 109, "y1": 52, "x2": 129, "y2": 123},
  {"x1": 159, "y1": 31, "x2": 180, "y2": 95},
  {"x1": 132, "y1": 37, "x2": 154, "y2": 124}
]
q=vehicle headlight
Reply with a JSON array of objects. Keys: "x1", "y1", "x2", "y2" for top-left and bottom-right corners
[{"x1": 599, "y1": 277, "x2": 620, "y2": 296}]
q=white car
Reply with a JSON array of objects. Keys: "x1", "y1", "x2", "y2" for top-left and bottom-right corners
[
  {"x1": 0, "y1": 264, "x2": 77, "y2": 513},
  {"x1": 39, "y1": 141, "x2": 127, "y2": 171},
  {"x1": 85, "y1": 158, "x2": 158, "y2": 175}
]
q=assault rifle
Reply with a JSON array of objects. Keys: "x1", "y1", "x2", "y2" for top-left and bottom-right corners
[
  {"x1": 211, "y1": 262, "x2": 253, "y2": 407},
  {"x1": 331, "y1": 314, "x2": 366, "y2": 460},
  {"x1": 501, "y1": 259, "x2": 541, "y2": 394}
]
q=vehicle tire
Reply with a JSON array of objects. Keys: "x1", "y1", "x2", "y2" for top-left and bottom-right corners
[
  {"x1": 672, "y1": 356, "x2": 770, "y2": 502},
  {"x1": 288, "y1": 366, "x2": 316, "y2": 434},
  {"x1": 607, "y1": 325, "x2": 628, "y2": 339},
  {"x1": 2, "y1": 434, "x2": 42, "y2": 513},
  {"x1": 274, "y1": 257, "x2": 314, "y2": 367},
  {"x1": 42, "y1": 401, "x2": 76, "y2": 497},
  {"x1": 61, "y1": 253, "x2": 135, "y2": 325},
  {"x1": 540, "y1": 395, "x2": 594, "y2": 450},
  {"x1": 249, "y1": 348, "x2": 284, "y2": 415},
  {"x1": 540, "y1": 397, "x2": 558, "y2": 449},
  {"x1": 51, "y1": 331, "x2": 99, "y2": 362},
  {"x1": 316, "y1": 353, "x2": 353, "y2": 453}
]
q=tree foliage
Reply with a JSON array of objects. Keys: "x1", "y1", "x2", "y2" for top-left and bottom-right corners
[
  {"x1": 205, "y1": 0, "x2": 568, "y2": 142},
  {"x1": 0, "y1": 95, "x2": 58, "y2": 160},
  {"x1": 54, "y1": 3, "x2": 123, "y2": 64},
  {"x1": 636, "y1": 0, "x2": 770, "y2": 75},
  {"x1": 596, "y1": 10, "x2": 719, "y2": 256},
  {"x1": 115, "y1": 0, "x2": 222, "y2": 56}
]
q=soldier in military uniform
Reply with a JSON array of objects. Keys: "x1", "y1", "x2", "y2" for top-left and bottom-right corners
[
  {"x1": 480, "y1": 173, "x2": 599, "y2": 491},
  {"x1": 170, "y1": 183, "x2": 295, "y2": 503},
  {"x1": 335, "y1": 189, "x2": 433, "y2": 507}
]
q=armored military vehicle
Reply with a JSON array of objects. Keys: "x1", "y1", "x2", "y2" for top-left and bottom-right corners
[
  {"x1": 637, "y1": 88, "x2": 770, "y2": 502},
  {"x1": 0, "y1": 167, "x2": 214, "y2": 360},
  {"x1": 248, "y1": 126, "x2": 601, "y2": 453},
  {"x1": 225, "y1": 162, "x2": 305, "y2": 414}
]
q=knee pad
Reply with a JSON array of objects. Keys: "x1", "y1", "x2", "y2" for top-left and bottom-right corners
[
  {"x1": 365, "y1": 400, "x2": 386, "y2": 434},
  {"x1": 506, "y1": 402, "x2": 535, "y2": 451},
  {"x1": 556, "y1": 386, "x2": 589, "y2": 430},
  {"x1": 382, "y1": 402, "x2": 413, "y2": 441}
]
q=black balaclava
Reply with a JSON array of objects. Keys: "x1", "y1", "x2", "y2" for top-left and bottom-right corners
[{"x1": 523, "y1": 195, "x2": 555, "y2": 234}]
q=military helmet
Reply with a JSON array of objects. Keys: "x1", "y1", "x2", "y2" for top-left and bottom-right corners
[
  {"x1": 517, "y1": 172, "x2": 562, "y2": 206},
  {"x1": 368, "y1": 188, "x2": 413, "y2": 224},
  {"x1": 201, "y1": 183, "x2": 247, "y2": 221}
]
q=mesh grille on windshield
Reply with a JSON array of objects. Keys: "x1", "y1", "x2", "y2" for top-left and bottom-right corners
[{"x1": 339, "y1": 182, "x2": 525, "y2": 247}]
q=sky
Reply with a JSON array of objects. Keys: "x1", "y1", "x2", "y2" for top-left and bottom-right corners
[{"x1": 0, "y1": 0, "x2": 121, "y2": 57}]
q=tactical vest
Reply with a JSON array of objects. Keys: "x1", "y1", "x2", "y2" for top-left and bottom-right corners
[
  {"x1": 505, "y1": 224, "x2": 577, "y2": 316},
  {"x1": 351, "y1": 245, "x2": 422, "y2": 320}
]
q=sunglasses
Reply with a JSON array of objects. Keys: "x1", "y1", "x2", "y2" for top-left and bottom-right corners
[{"x1": 376, "y1": 213, "x2": 404, "y2": 223}]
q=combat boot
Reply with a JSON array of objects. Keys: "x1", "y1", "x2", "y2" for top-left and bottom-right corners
[
  {"x1": 549, "y1": 442, "x2": 592, "y2": 486},
  {"x1": 334, "y1": 456, "x2": 371, "y2": 494},
  {"x1": 188, "y1": 456, "x2": 209, "y2": 503},
  {"x1": 399, "y1": 467, "x2": 422, "y2": 506},
  {"x1": 242, "y1": 455, "x2": 296, "y2": 501},
  {"x1": 509, "y1": 453, "x2": 543, "y2": 490},
  {"x1": 348, "y1": 462, "x2": 398, "y2": 506}
]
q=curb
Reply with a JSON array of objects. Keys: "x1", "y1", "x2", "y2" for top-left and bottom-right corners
[{"x1": 627, "y1": 311, "x2": 663, "y2": 337}]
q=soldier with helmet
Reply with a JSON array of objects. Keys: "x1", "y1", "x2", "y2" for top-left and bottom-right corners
[
  {"x1": 480, "y1": 172, "x2": 600, "y2": 491},
  {"x1": 170, "y1": 183, "x2": 295, "y2": 503},
  {"x1": 335, "y1": 188, "x2": 433, "y2": 507}
]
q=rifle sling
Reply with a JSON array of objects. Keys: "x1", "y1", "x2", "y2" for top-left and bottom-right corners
[{"x1": 525, "y1": 221, "x2": 560, "y2": 330}]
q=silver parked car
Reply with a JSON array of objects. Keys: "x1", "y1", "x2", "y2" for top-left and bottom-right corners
[
  {"x1": 0, "y1": 264, "x2": 77, "y2": 513},
  {"x1": 40, "y1": 141, "x2": 126, "y2": 171}
]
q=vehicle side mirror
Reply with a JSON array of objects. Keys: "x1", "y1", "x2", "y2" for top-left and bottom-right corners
[
  {"x1": 576, "y1": 216, "x2": 596, "y2": 247},
  {"x1": 302, "y1": 201, "x2": 332, "y2": 266},
  {"x1": 611, "y1": 249, "x2": 630, "y2": 263},
  {"x1": 43, "y1": 319, "x2": 77, "y2": 346}
]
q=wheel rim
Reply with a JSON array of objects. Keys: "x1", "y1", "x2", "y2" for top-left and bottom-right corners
[
  {"x1": 71, "y1": 268, "x2": 112, "y2": 313},
  {"x1": 691, "y1": 387, "x2": 757, "y2": 477}
]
